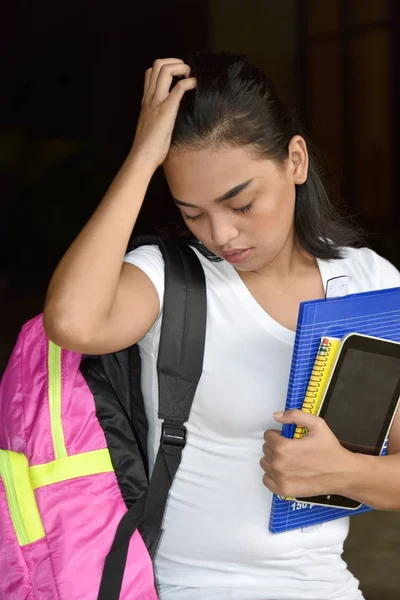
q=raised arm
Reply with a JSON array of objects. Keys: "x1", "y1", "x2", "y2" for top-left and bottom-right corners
[{"x1": 43, "y1": 58, "x2": 195, "y2": 354}]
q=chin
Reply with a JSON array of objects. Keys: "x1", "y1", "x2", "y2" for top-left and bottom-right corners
[
  {"x1": 235, "y1": 251, "x2": 276, "y2": 273},
  {"x1": 232, "y1": 253, "x2": 263, "y2": 272},
  {"x1": 231, "y1": 261, "x2": 255, "y2": 272}
]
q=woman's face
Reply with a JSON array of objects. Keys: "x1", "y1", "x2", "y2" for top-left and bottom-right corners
[{"x1": 163, "y1": 136, "x2": 308, "y2": 272}]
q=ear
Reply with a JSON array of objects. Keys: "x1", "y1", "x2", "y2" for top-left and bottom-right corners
[{"x1": 288, "y1": 135, "x2": 308, "y2": 185}]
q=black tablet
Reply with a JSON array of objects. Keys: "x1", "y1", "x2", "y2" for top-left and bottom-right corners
[{"x1": 294, "y1": 333, "x2": 400, "y2": 510}]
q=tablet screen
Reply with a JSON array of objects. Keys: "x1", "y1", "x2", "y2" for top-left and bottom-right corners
[{"x1": 320, "y1": 343, "x2": 400, "y2": 454}]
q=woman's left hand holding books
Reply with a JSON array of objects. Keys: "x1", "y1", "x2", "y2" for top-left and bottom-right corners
[{"x1": 260, "y1": 409, "x2": 357, "y2": 500}]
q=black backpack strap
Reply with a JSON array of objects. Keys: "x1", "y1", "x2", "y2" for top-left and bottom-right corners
[
  {"x1": 140, "y1": 240, "x2": 207, "y2": 555},
  {"x1": 97, "y1": 239, "x2": 206, "y2": 600},
  {"x1": 97, "y1": 493, "x2": 147, "y2": 600}
]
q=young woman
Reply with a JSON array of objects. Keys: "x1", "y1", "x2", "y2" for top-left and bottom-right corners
[{"x1": 44, "y1": 53, "x2": 400, "y2": 600}]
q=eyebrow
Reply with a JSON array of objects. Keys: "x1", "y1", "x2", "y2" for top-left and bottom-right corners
[{"x1": 173, "y1": 179, "x2": 254, "y2": 208}]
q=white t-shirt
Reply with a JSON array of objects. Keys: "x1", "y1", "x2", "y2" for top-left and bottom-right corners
[{"x1": 124, "y1": 245, "x2": 400, "y2": 600}]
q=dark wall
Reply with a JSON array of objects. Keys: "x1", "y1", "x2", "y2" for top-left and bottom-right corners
[
  {"x1": 1, "y1": 0, "x2": 210, "y2": 282},
  {"x1": 1, "y1": 0, "x2": 399, "y2": 360},
  {"x1": 1, "y1": 0, "x2": 210, "y2": 368}
]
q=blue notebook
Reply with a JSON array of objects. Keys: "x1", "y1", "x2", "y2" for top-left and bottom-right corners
[{"x1": 269, "y1": 285, "x2": 400, "y2": 534}]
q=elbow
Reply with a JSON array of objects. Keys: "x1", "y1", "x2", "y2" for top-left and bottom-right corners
[{"x1": 43, "y1": 305, "x2": 94, "y2": 353}]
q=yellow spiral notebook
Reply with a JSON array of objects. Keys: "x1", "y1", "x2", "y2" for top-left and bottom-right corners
[
  {"x1": 293, "y1": 336, "x2": 341, "y2": 439},
  {"x1": 279, "y1": 337, "x2": 341, "y2": 501}
]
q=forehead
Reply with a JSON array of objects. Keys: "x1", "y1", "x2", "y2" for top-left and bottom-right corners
[{"x1": 164, "y1": 146, "x2": 277, "y2": 205}]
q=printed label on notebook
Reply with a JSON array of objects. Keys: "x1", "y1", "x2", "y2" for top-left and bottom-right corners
[{"x1": 325, "y1": 276, "x2": 348, "y2": 299}]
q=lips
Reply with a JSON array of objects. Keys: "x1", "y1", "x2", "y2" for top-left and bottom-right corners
[
  {"x1": 221, "y1": 248, "x2": 252, "y2": 264},
  {"x1": 222, "y1": 248, "x2": 249, "y2": 257}
]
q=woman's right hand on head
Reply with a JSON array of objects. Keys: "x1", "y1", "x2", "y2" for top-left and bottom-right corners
[{"x1": 131, "y1": 58, "x2": 196, "y2": 170}]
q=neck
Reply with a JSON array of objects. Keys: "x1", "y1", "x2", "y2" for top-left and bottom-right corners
[{"x1": 252, "y1": 231, "x2": 315, "y2": 281}]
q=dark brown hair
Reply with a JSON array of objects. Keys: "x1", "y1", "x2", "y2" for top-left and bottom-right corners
[{"x1": 170, "y1": 51, "x2": 364, "y2": 260}]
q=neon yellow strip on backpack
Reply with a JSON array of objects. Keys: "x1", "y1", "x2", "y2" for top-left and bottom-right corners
[
  {"x1": 48, "y1": 341, "x2": 67, "y2": 460},
  {"x1": 0, "y1": 344, "x2": 114, "y2": 547},
  {"x1": 0, "y1": 450, "x2": 45, "y2": 546},
  {"x1": 29, "y1": 449, "x2": 114, "y2": 490}
]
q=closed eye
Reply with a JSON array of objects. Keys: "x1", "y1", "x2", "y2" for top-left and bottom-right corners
[
  {"x1": 233, "y1": 201, "x2": 254, "y2": 215},
  {"x1": 183, "y1": 201, "x2": 254, "y2": 221},
  {"x1": 183, "y1": 212, "x2": 204, "y2": 222}
]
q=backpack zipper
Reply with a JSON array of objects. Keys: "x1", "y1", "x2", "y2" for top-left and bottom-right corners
[
  {"x1": 0, "y1": 450, "x2": 29, "y2": 545},
  {"x1": 48, "y1": 341, "x2": 67, "y2": 460}
]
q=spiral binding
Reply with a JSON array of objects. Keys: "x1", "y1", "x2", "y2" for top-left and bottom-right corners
[{"x1": 293, "y1": 340, "x2": 332, "y2": 439}]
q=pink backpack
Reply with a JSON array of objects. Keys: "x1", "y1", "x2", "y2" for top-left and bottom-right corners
[{"x1": 0, "y1": 239, "x2": 206, "y2": 600}]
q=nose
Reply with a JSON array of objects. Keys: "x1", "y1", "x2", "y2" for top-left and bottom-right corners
[{"x1": 210, "y1": 215, "x2": 239, "y2": 248}]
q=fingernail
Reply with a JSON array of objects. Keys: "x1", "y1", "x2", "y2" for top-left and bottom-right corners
[{"x1": 273, "y1": 411, "x2": 284, "y2": 418}]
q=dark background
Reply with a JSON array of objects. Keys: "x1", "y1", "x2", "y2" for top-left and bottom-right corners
[{"x1": 2, "y1": 1, "x2": 400, "y2": 597}]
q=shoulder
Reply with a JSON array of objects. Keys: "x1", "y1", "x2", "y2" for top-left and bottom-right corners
[
  {"x1": 329, "y1": 246, "x2": 400, "y2": 291},
  {"x1": 123, "y1": 241, "x2": 225, "y2": 299},
  {"x1": 124, "y1": 244, "x2": 165, "y2": 306},
  {"x1": 124, "y1": 242, "x2": 229, "y2": 294},
  {"x1": 124, "y1": 244, "x2": 164, "y2": 268}
]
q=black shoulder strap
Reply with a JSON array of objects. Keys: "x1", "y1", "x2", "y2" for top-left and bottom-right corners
[
  {"x1": 140, "y1": 240, "x2": 207, "y2": 554},
  {"x1": 97, "y1": 237, "x2": 207, "y2": 600}
]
